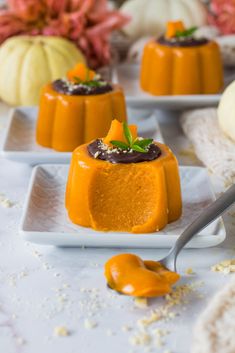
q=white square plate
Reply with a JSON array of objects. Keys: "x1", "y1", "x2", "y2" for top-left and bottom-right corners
[
  {"x1": 113, "y1": 64, "x2": 235, "y2": 110},
  {"x1": 1, "y1": 107, "x2": 164, "y2": 165},
  {"x1": 20, "y1": 165, "x2": 226, "y2": 248}
]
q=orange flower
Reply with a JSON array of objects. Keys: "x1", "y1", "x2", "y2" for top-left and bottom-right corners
[
  {"x1": 8, "y1": 0, "x2": 46, "y2": 21},
  {"x1": 0, "y1": 0, "x2": 130, "y2": 68},
  {"x1": 67, "y1": 63, "x2": 96, "y2": 83},
  {"x1": 208, "y1": 0, "x2": 235, "y2": 34}
]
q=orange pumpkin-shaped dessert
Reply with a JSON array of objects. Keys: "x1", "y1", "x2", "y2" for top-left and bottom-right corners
[
  {"x1": 105, "y1": 253, "x2": 180, "y2": 297},
  {"x1": 66, "y1": 120, "x2": 182, "y2": 233},
  {"x1": 36, "y1": 63, "x2": 127, "y2": 152},
  {"x1": 140, "y1": 21, "x2": 223, "y2": 95}
]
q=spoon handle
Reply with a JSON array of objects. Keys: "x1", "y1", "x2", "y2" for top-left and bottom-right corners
[{"x1": 164, "y1": 184, "x2": 235, "y2": 270}]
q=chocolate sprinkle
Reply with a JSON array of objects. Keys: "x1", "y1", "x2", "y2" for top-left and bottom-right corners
[
  {"x1": 52, "y1": 79, "x2": 113, "y2": 96},
  {"x1": 157, "y1": 36, "x2": 209, "y2": 48},
  {"x1": 87, "y1": 139, "x2": 162, "y2": 164}
]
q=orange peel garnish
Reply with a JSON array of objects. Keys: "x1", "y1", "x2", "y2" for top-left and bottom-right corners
[{"x1": 67, "y1": 62, "x2": 96, "y2": 83}]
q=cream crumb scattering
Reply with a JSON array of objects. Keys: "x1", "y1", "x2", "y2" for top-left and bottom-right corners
[
  {"x1": 16, "y1": 337, "x2": 26, "y2": 345},
  {"x1": 62, "y1": 283, "x2": 70, "y2": 288},
  {"x1": 127, "y1": 281, "x2": 204, "y2": 350},
  {"x1": 57, "y1": 294, "x2": 67, "y2": 303},
  {"x1": 134, "y1": 297, "x2": 148, "y2": 309},
  {"x1": 211, "y1": 259, "x2": 235, "y2": 274},
  {"x1": 54, "y1": 326, "x2": 70, "y2": 337},
  {"x1": 84, "y1": 319, "x2": 97, "y2": 329},
  {"x1": 18, "y1": 271, "x2": 28, "y2": 278},
  {"x1": 0, "y1": 193, "x2": 14, "y2": 208},
  {"x1": 80, "y1": 287, "x2": 86, "y2": 292},
  {"x1": 129, "y1": 332, "x2": 152, "y2": 346},
  {"x1": 152, "y1": 328, "x2": 169, "y2": 348},
  {"x1": 185, "y1": 268, "x2": 195, "y2": 275},
  {"x1": 32, "y1": 250, "x2": 42, "y2": 258},
  {"x1": 137, "y1": 282, "x2": 203, "y2": 329},
  {"x1": 106, "y1": 329, "x2": 115, "y2": 336},
  {"x1": 122, "y1": 325, "x2": 132, "y2": 332},
  {"x1": 152, "y1": 328, "x2": 169, "y2": 337},
  {"x1": 54, "y1": 272, "x2": 60, "y2": 277}
]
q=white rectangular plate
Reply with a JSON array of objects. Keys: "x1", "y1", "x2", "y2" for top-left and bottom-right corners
[
  {"x1": 113, "y1": 64, "x2": 235, "y2": 110},
  {"x1": 1, "y1": 107, "x2": 164, "y2": 165},
  {"x1": 20, "y1": 165, "x2": 226, "y2": 248}
]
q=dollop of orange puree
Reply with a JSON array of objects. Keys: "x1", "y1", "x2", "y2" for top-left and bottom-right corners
[
  {"x1": 67, "y1": 62, "x2": 96, "y2": 83},
  {"x1": 165, "y1": 20, "x2": 185, "y2": 39},
  {"x1": 104, "y1": 254, "x2": 180, "y2": 297}
]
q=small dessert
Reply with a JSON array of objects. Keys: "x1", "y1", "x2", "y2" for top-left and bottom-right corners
[
  {"x1": 140, "y1": 21, "x2": 223, "y2": 95},
  {"x1": 66, "y1": 120, "x2": 182, "y2": 233},
  {"x1": 105, "y1": 253, "x2": 180, "y2": 297},
  {"x1": 36, "y1": 63, "x2": 127, "y2": 152}
]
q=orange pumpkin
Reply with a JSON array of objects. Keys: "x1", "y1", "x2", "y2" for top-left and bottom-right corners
[
  {"x1": 105, "y1": 253, "x2": 180, "y2": 297},
  {"x1": 140, "y1": 22, "x2": 223, "y2": 95},
  {"x1": 36, "y1": 84, "x2": 127, "y2": 152},
  {"x1": 65, "y1": 120, "x2": 182, "y2": 233}
]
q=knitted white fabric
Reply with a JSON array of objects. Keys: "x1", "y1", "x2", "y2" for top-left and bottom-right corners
[
  {"x1": 191, "y1": 277, "x2": 235, "y2": 353},
  {"x1": 180, "y1": 108, "x2": 235, "y2": 185}
]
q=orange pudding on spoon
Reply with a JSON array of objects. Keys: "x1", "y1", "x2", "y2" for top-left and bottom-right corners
[{"x1": 105, "y1": 254, "x2": 180, "y2": 297}]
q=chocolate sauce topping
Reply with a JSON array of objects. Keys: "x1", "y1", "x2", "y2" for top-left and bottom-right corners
[
  {"x1": 157, "y1": 36, "x2": 208, "y2": 47},
  {"x1": 52, "y1": 79, "x2": 113, "y2": 96},
  {"x1": 88, "y1": 139, "x2": 162, "y2": 164}
]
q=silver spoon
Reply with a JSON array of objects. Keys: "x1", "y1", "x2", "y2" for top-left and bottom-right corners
[{"x1": 161, "y1": 184, "x2": 235, "y2": 272}]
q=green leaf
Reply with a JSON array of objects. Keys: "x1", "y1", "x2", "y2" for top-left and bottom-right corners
[
  {"x1": 110, "y1": 140, "x2": 129, "y2": 150},
  {"x1": 132, "y1": 144, "x2": 147, "y2": 153},
  {"x1": 175, "y1": 26, "x2": 197, "y2": 38},
  {"x1": 85, "y1": 80, "x2": 101, "y2": 87},
  {"x1": 73, "y1": 76, "x2": 103, "y2": 87},
  {"x1": 135, "y1": 138, "x2": 153, "y2": 149},
  {"x1": 73, "y1": 76, "x2": 82, "y2": 84},
  {"x1": 123, "y1": 122, "x2": 133, "y2": 146}
]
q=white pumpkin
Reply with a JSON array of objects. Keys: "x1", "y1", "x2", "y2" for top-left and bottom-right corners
[
  {"x1": 218, "y1": 80, "x2": 235, "y2": 142},
  {"x1": 0, "y1": 36, "x2": 85, "y2": 106},
  {"x1": 121, "y1": 0, "x2": 208, "y2": 40}
]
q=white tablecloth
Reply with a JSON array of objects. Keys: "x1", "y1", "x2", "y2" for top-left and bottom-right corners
[{"x1": 0, "y1": 105, "x2": 234, "y2": 353}]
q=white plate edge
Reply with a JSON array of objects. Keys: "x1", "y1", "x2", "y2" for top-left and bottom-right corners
[
  {"x1": 0, "y1": 108, "x2": 164, "y2": 159},
  {"x1": 1, "y1": 107, "x2": 15, "y2": 153},
  {"x1": 19, "y1": 164, "x2": 226, "y2": 248}
]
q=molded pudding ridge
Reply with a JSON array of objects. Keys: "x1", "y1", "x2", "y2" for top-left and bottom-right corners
[
  {"x1": 140, "y1": 21, "x2": 224, "y2": 96},
  {"x1": 65, "y1": 120, "x2": 182, "y2": 233},
  {"x1": 36, "y1": 63, "x2": 127, "y2": 152}
]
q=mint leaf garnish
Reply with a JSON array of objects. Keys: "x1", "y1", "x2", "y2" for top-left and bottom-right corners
[
  {"x1": 123, "y1": 122, "x2": 133, "y2": 146},
  {"x1": 72, "y1": 77, "x2": 104, "y2": 87},
  {"x1": 175, "y1": 26, "x2": 197, "y2": 38},
  {"x1": 74, "y1": 76, "x2": 82, "y2": 84},
  {"x1": 110, "y1": 140, "x2": 129, "y2": 150},
  {"x1": 132, "y1": 144, "x2": 147, "y2": 153},
  {"x1": 110, "y1": 123, "x2": 153, "y2": 153},
  {"x1": 135, "y1": 138, "x2": 153, "y2": 149}
]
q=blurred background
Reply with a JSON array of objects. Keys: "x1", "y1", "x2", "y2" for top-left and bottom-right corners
[{"x1": 0, "y1": 0, "x2": 234, "y2": 107}]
